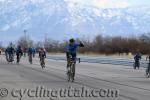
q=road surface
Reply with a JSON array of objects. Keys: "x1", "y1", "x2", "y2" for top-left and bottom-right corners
[{"x1": 0, "y1": 54, "x2": 150, "y2": 100}]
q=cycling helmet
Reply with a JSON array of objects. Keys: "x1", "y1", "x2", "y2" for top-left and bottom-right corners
[{"x1": 69, "y1": 38, "x2": 75, "y2": 43}]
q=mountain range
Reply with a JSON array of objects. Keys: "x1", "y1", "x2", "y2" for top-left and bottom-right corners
[{"x1": 0, "y1": 0, "x2": 150, "y2": 43}]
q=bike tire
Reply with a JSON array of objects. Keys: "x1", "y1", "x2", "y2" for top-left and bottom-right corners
[
  {"x1": 67, "y1": 64, "x2": 71, "y2": 82},
  {"x1": 67, "y1": 71, "x2": 70, "y2": 82},
  {"x1": 70, "y1": 63, "x2": 75, "y2": 82}
]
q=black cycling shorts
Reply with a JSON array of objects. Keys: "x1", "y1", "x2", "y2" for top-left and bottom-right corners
[{"x1": 66, "y1": 52, "x2": 76, "y2": 61}]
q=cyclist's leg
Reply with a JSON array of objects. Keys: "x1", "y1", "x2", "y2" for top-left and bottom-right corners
[
  {"x1": 28, "y1": 55, "x2": 30, "y2": 61},
  {"x1": 43, "y1": 57, "x2": 45, "y2": 65},
  {"x1": 134, "y1": 61, "x2": 136, "y2": 69},
  {"x1": 30, "y1": 54, "x2": 32, "y2": 61},
  {"x1": 12, "y1": 53, "x2": 14, "y2": 61},
  {"x1": 135, "y1": 60, "x2": 138, "y2": 69},
  {"x1": 18, "y1": 54, "x2": 21, "y2": 62},
  {"x1": 17, "y1": 53, "x2": 21, "y2": 63},
  {"x1": 8, "y1": 53, "x2": 10, "y2": 62},
  {"x1": 29, "y1": 54, "x2": 32, "y2": 63},
  {"x1": 10, "y1": 53, "x2": 13, "y2": 62},
  {"x1": 16, "y1": 54, "x2": 19, "y2": 63},
  {"x1": 40, "y1": 57, "x2": 45, "y2": 65},
  {"x1": 40, "y1": 57, "x2": 42, "y2": 64},
  {"x1": 137, "y1": 61, "x2": 139, "y2": 69},
  {"x1": 66, "y1": 52, "x2": 70, "y2": 68},
  {"x1": 5, "y1": 53, "x2": 7, "y2": 60},
  {"x1": 7, "y1": 53, "x2": 9, "y2": 62}
]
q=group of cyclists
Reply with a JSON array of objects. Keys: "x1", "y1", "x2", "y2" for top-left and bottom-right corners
[
  {"x1": 5, "y1": 43, "x2": 46, "y2": 67},
  {"x1": 134, "y1": 52, "x2": 150, "y2": 77},
  {"x1": 3, "y1": 39, "x2": 84, "y2": 82},
  {"x1": 2, "y1": 38, "x2": 150, "y2": 82}
]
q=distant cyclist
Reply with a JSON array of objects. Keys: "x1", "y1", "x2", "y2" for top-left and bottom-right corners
[
  {"x1": 16, "y1": 46, "x2": 23, "y2": 64},
  {"x1": 5, "y1": 47, "x2": 10, "y2": 62},
  {"x1": 5, "y1": 43, "x2": 15, "y2": 63},
  {"x1": 23, "y1": 48, "x2": 27, "y2": 57},
  {"x1": 28, "y1": 47, "x2": 34, "y2": 64},
  {"x1": 39, "y1": 48, "x2": 46, "y2": 69},
  {"x1": 32, "y1": 48, "x2": 36, "y2": 57},
  {"x1": 146, "y1": 54, "x2": 150, "y2": 77},
  {"x1": 65, "y1": 38, "x2": 84, "y2": 81},
  {"x1": 134, "y1": 52, "x2": 142, "y2": 69}
]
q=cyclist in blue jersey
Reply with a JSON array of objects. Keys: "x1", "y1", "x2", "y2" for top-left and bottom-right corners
[
  {"x1": 134, "y1": 52, "x2": 142, "y2": 69},
  {"x1": 32, "y1": 48, "x2": 36, "y2": 57},
  {"x1": 5, "y1": 43, "x2": 15, "y2": 63},
  {"x1": 28, "y1": 47, "x2": 34, "y2": 64},
  {"x1": 146, "y1": 54, "x2": 150, "y2": 77},
  {"x1": 16, "y1": 46, "x2": 23, "y2": 64},
  {"x1": 65, "y1": 38, "x2": 84, "y2": 80}
]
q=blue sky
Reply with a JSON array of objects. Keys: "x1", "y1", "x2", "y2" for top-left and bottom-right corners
[
  {"x1": 128, "y1": 0, "x2": 150, "y2": 6},
  {"x1": 1, "y1": 0, "x2": 149, "y2": 8}
]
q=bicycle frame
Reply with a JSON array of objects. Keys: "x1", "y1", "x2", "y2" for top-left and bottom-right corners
[
  {"x1": 67, "y1": 57, "x2": 80, "y2": 82},
  {"x1": 9, "y1": 54, "x2": 14, "y2": 62},
  {"x1": 28, "y1": 54, "x2": 32, "y2": 64},
  {"x1": 16, "y1": 53, "x2": 21, "y2": 64}
]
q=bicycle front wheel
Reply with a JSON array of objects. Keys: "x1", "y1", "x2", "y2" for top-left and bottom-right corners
[{"x1": 71, "y1": 63, "x2": 75, "y2": 82}]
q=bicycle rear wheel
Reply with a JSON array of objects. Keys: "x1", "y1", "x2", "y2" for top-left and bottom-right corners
[
  {"x1": 29, "y1": 55, "x2": 32, "y2": 64},
  {"x1": 40, "y1": 58, "x2": 45, "y2": 69},
  {"x1": 16, "y1": 55, "x2": 20, "y2": 64}
]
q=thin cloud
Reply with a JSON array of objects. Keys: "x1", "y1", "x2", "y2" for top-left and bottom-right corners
[
  {"x1": 1, "y1": 25, "x2": 10, "y2": 31},
  {"x1": 92, "y1": 0, "x2": 130, "y2": 8},
  {"x1": 65, "y1": 0, "x2": 130, "y2": 8}
]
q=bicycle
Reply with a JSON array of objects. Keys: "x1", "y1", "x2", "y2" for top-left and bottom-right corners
[
  {"x1": 16, "y1": 53, "x2": 21, "y2": 64},
  {"x1": 146, "y1": 64, "x2": 150, "y2": 78},
  {"x1": 133, "y1": 60, "x2": 140, "y2": 69},
  {"x1": 67, "y1": 57, "x2": 80, "y2": 82},
  {"x1": 40, "y1": 57, "x2": 45, "y2": 69},
  {"x1": 28, "y1": 54, "x2": 33, "y2": 64},
  {"x1": 8, "y1": 54, "x2": 14, "y2": 63}
]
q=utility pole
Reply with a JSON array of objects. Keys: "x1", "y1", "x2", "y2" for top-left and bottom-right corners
[
  {"x1": 24, "y1": 30, "x2": 27, "y2": 41},
  {"x1": 23, "y1": 29, "x2": 27, "y2": 57},
  {"x1": 44, "y1": 33, "x2": 48, "y2": 49},
  {"x1": 45, "y1": 33, "x2": 48, "y2": 42}
]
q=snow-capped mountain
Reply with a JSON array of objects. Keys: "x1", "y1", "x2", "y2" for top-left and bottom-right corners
[{"x1": 0, "y1": 0, "x2": 150, "y2": 42}]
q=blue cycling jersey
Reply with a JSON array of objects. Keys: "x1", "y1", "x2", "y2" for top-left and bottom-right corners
[
  {"x1": 5, "y1": 47, "x2": 15, "y2": 54},
  {"x1": 134, "y1": 53, "x2": 141, "y2": 61},
  {"x1": 65, "y1": 42, "x2": 80, "y2": 54},
  {"x1": 16, "y1": 48, "x2": 23, "y2": 55},
  {"x1": 28, "y1": 48, "x2": 33, "y2": 54}
]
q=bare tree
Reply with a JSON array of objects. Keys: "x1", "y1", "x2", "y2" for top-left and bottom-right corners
[
  {"x1": 17, "y1": 35, "x2": 33, "y2": 48},
  {"x1": 15, "y1": 32, "x2": 150, "y2": 54}
]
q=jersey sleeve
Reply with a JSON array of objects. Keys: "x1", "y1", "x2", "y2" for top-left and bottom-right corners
[
  {"x1": 75, "y1": 42, "x2": 80, "y2": 47},
  {"x1": 64, "y1": 45, "x2": 69, "y2": 52}
]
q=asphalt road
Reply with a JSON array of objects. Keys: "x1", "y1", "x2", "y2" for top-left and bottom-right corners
[{"x1": 0, "y1": 54, "x2": 150, "y2": 100}]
